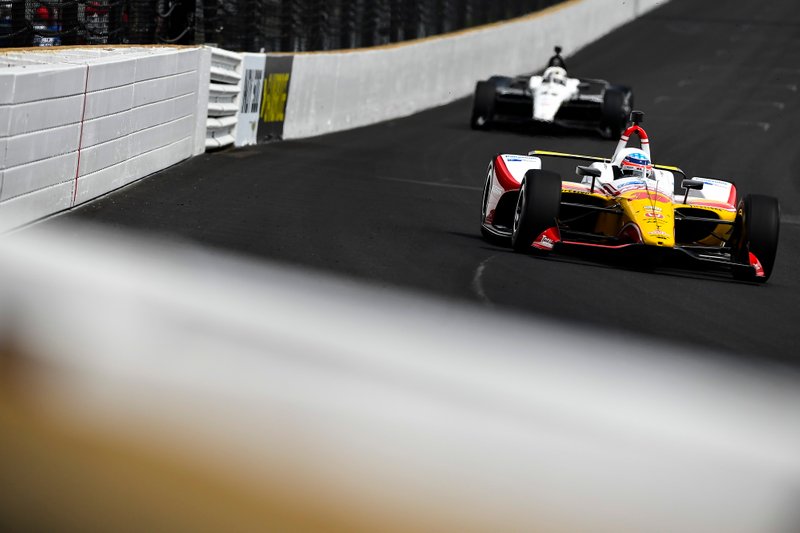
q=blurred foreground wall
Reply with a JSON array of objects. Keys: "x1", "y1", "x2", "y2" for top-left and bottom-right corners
[{"x1": 1, "y1": 222, "x2": 799, "y2": 532}]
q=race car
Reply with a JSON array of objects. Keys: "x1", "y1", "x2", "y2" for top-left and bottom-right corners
[
  {"x1": 479, "y1": 111, "x2": 780, "y2": 282},
  {"x1": 470, "y1": 46, "x2": 633, "y2": 138}
]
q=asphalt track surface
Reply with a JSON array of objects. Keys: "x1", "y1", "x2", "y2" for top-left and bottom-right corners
[{"x1": 63, "y1": 0, "x2": 800, "y2": 366}]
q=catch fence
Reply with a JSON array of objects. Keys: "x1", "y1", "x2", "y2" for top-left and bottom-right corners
[{"x1": 1, "y1": 0, "x2": 566, "y2": 51}]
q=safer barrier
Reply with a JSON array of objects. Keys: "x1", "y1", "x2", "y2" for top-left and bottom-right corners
[
  {"x1": 205, "y1": 48, "x2": 267, "y2": 149},
  {"x1": 206, "y1": 46, "x2": 241, "y2": 150},
  {"x1": 0, "y1": 46, "x2": 210, "y2": 232}
]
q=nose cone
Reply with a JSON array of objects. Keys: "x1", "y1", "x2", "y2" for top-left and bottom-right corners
[
  {"x1": 532, "y1": 90, "x2": 561, "y2": 122},
  {"x1": 625, "y1": 197, "x2": 675, "y2": 247}
]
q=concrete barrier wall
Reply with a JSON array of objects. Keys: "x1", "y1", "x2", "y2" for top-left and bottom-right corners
[
  {"x1": 282, "y1": 0, "x2": 668, "y2": 139},
  {"x1": 0, "y1": 46, "x2": 211, "y2": 232}
]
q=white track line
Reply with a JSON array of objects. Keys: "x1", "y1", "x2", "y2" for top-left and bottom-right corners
[
  {"x1": 376, "y1": 176, "x2": 482, "y2": 191},
  {"x1": 471, "y1": 255, "x2": 497, "y2": 307},
  {"x1": 654, "y1": 95, "x2": 785, "y2": 110},
  {"x1": 698, "y1": 64, "x2": 800, "y2": 75},
  {"x1": 677, "y1": 79, "x2": 798, "y2": 92},
  {"x1": 648, "y1": 115, "x2": 770, "y2": 132}
]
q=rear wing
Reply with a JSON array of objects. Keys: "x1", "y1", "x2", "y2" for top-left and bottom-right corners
[{"x1": 528, "y1": 150, "x2": 687, "y2": 180}]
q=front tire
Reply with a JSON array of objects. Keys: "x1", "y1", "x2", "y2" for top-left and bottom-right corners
[
  {"x1": 511, "y1": 170, "x2": 562, "y2": 253},
  {"x1": 732, "y1": 194, "x2": 780, "y2": 282}
]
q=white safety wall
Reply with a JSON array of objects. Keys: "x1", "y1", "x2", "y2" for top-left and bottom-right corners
[
  {"x1": 282, "y1": 0, "x2": 668, "y2": 139},
  {"x1": 0, "y1": 46, "x2": 211, "y2": 232}
]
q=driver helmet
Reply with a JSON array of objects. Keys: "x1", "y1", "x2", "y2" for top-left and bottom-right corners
[
  {"x1": 618, "y1": 148, "x2": 652, "y2": 179},
  {"x1": 542, "y1": 66, "x2": 567, "y2": 84}
]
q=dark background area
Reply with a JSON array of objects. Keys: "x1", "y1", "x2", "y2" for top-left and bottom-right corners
[{"x1": 0, "y1": 0, "x2": 565, "y2": 50}]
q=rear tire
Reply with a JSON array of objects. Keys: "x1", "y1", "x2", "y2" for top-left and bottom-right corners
[
  {"x1": 511, "y1": 170, "x2": 562, "y2": 253},
  {"x1": 487, "y1": 76, "x2": 513, "y2": 86},
  {"x1": 601, "y1": 87, "x2": 633, "y2": 139},
  {"x1": 732, "y1": 194, "x2": 780, "y2": 282},
  {"x1": 471, "y1": 81, "x2": 497, "y2": 130}
]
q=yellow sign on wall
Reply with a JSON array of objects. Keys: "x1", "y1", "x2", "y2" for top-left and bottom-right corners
[
  {"x1": 258, "y1": 55, "x2": 294, "y2": 141},
  {"x1": 261, "y1": 73, "x2": 290, "y2": 123}
]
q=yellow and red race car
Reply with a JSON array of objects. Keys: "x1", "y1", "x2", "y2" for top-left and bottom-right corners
[{"x1": 480, "y1": 112, "x2": 780, "y2": 282}]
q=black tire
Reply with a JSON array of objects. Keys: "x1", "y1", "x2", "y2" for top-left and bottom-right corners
[
  {"x1": 487, "y1": 76, "x2": 513, "y2": 88},
  {"x1": 601, "y1": 87, "x2": 632, "y2": 139},
  {"x1": 471, "y1": 81, "x2": 497, "y2": 130},
  {"x1": 621, "y1": 87, "x2": 634, "y2": 107},
  {"x1": 732, "y1": 194, "x2": 780, "y2": 282},
  {"x1": 511, "y1": 170, "x2": 562, "y2": 253}
]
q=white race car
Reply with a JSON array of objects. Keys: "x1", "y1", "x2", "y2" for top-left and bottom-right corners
[{"x1": 471, "y1": 47, "x2": 633, "y2": 138}]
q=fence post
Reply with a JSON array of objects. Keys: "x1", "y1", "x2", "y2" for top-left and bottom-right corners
[{"x1": 10, "y1": 0, "x2": 28, "y2": 47}]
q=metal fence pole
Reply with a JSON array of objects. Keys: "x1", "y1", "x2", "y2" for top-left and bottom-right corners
[
  {"x1": 108, "y1": 0, "x2": 125, "y2": 44},
  {"x1": 279, "y1": 0, "x2": 300, "y2": 51},
  {"x1": 60, "y1": 0, "x2": 80, "y2": 46},
  {"x1": 127, "y1": 0, "x2": 156, "y2": 44},
  {"x1": 10, "y1": 0, "x2": 28, "y2": 47}
]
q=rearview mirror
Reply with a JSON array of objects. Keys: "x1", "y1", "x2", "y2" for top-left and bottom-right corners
[
  {"x1": 681, "y1": 179, "x2": 704, "y2": 204},
  {"x1": 577, "y1": 165, "x2": 601, "y2": 193},
  {"x1": 576, "y1": 165, "x2": 601, "y2": 177},
  {"x1": 682, "y1": 179, "x2": 705, "y2": 190}
]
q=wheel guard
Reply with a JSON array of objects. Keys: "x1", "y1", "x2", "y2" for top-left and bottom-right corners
[{"x1": 532, "y1": 227, "x2": 561, "y2": 250}]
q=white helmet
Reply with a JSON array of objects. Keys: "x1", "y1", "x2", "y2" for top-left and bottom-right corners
[{"x1": 542, "y1": 66, "x2": 567, "y2": 84}]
